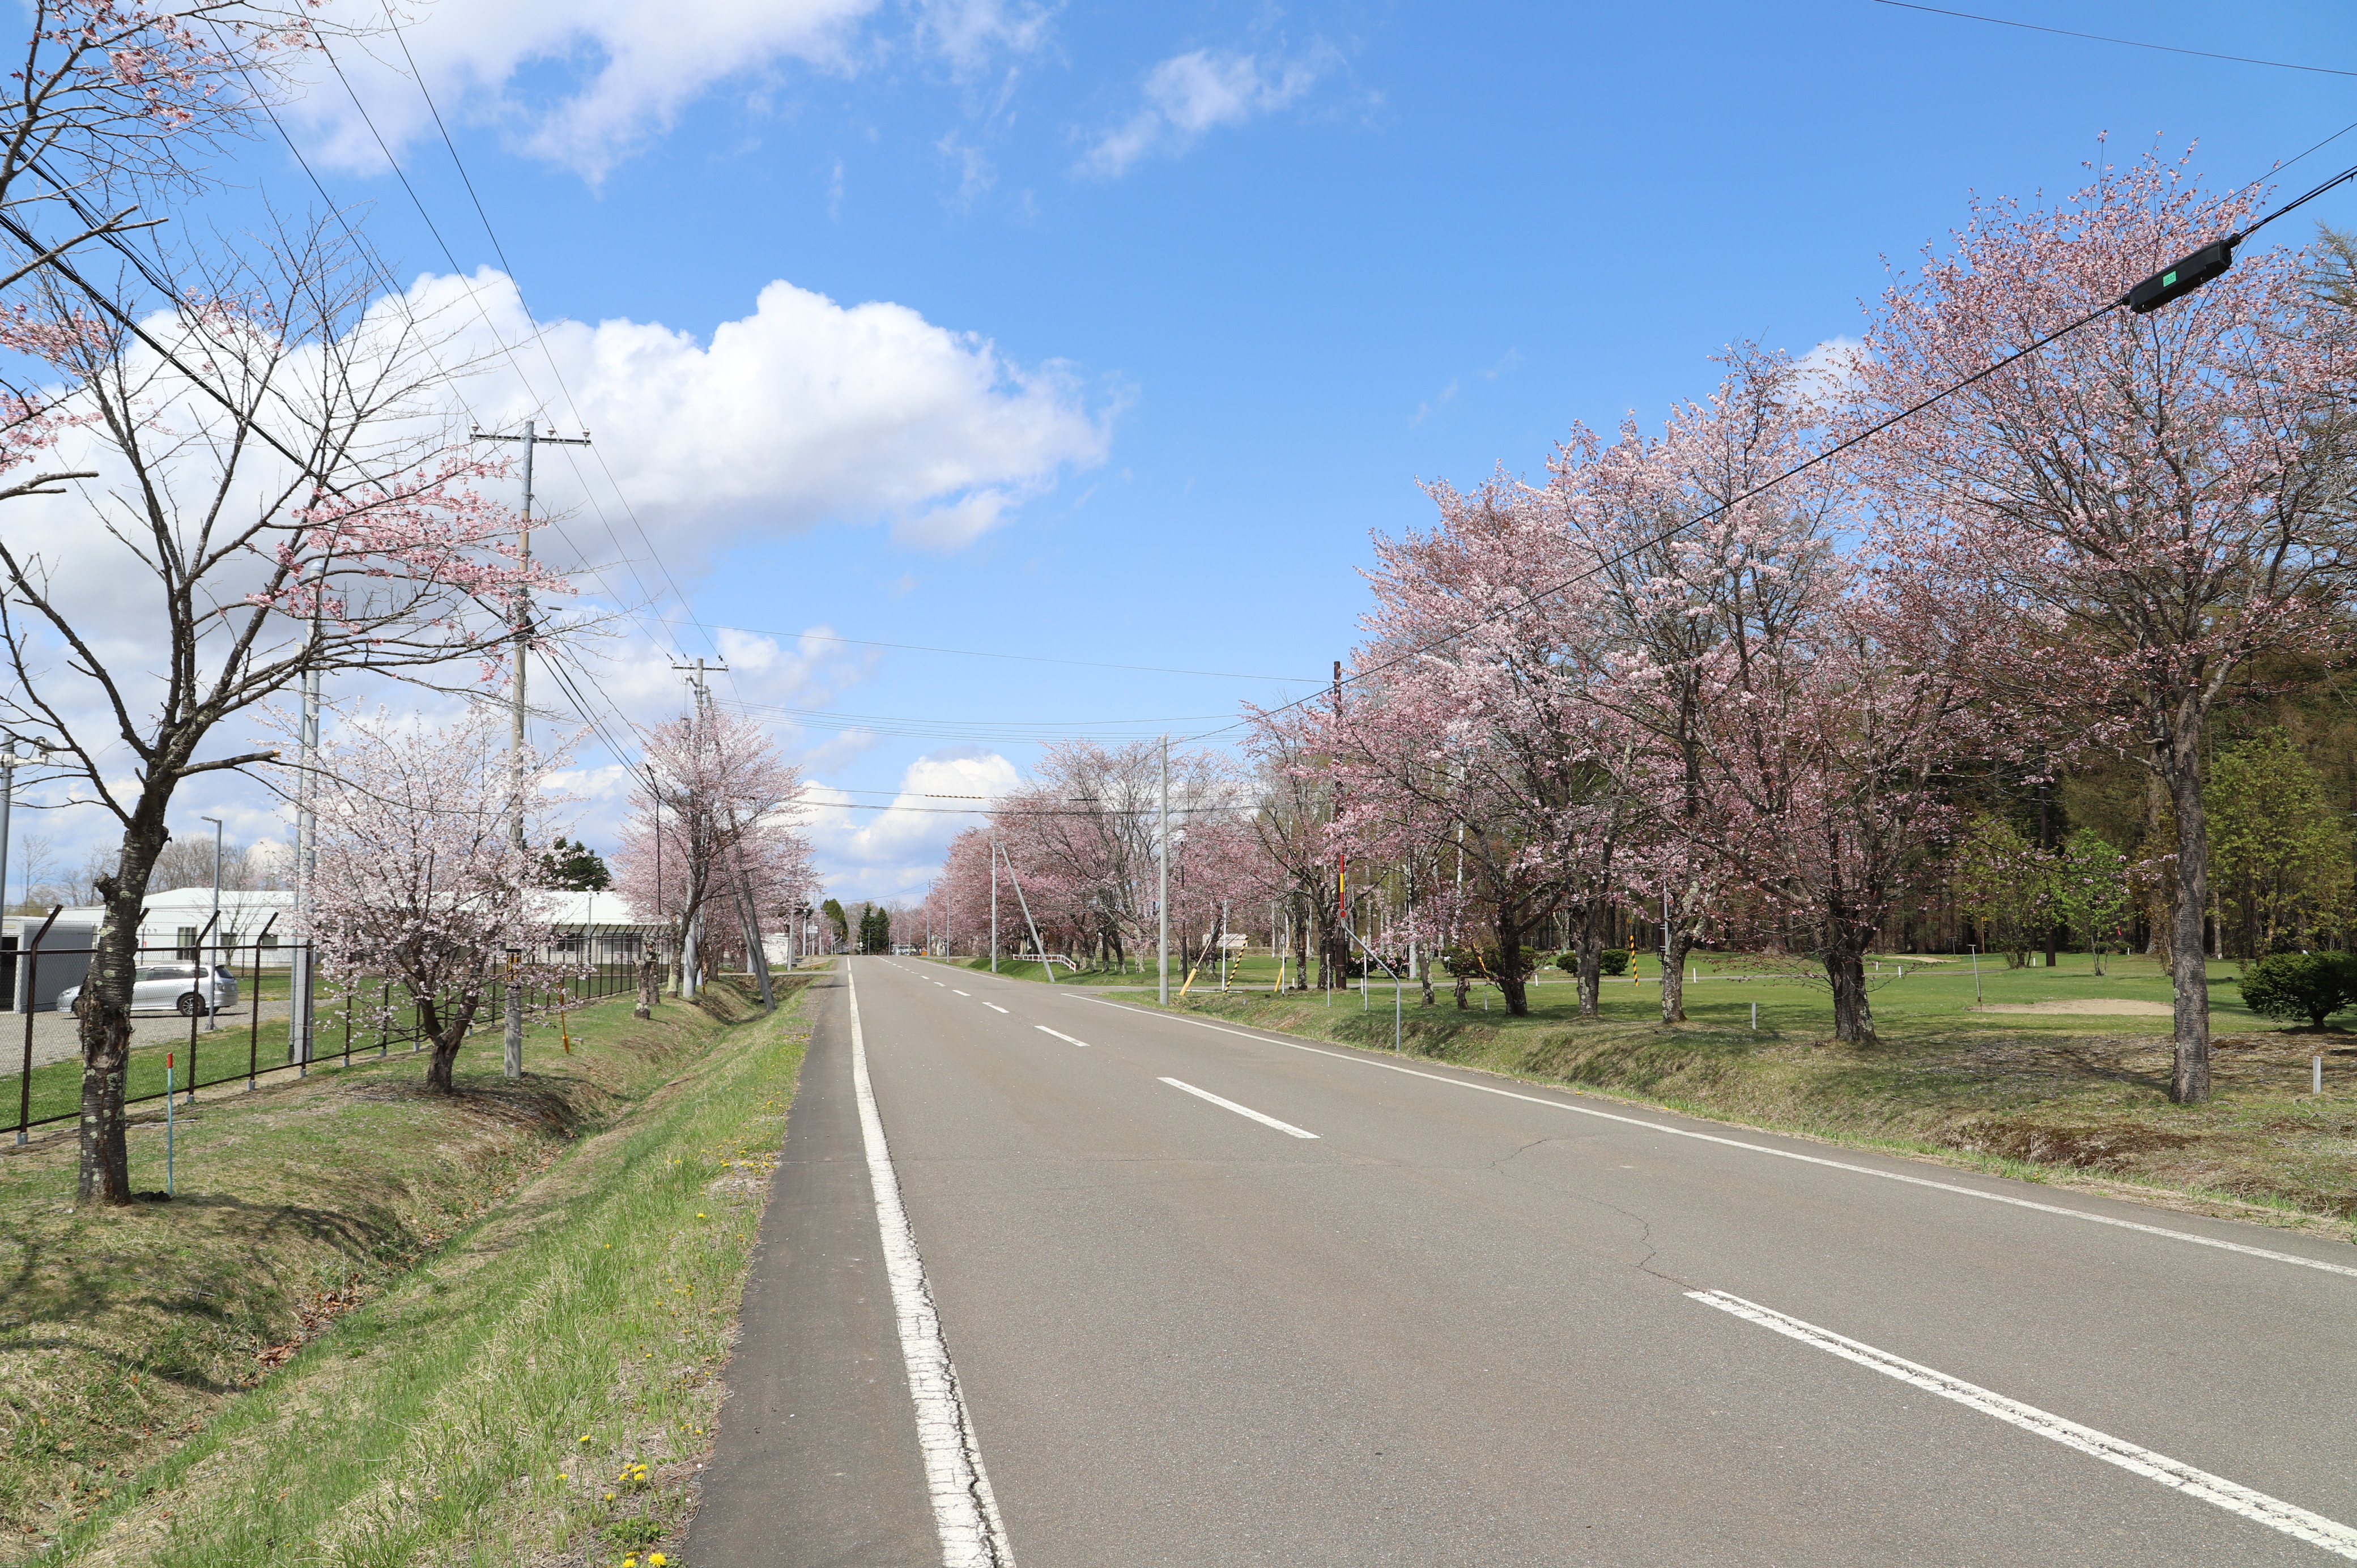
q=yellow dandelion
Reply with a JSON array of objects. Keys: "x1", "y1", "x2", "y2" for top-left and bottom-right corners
[{"x1": 650, "y1": 1556, "x2": 668, "y2": 1566}]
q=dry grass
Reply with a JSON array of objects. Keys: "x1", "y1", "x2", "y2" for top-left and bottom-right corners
[
  {"x1": 0, "y1": 975, "x2": 806, "y2": 1565},
  {"x1": 1161, "y1": 986, "x2": 2357, "y2": 1240}
]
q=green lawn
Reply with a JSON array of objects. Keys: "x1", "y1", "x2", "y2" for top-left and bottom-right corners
[
  {"x1": 930, "y1": 949, "x2": 2354, "y2": 1230},
  {"x1": 7, "y1": 975, "x2": 653, "y2": 1132},
  {"x1": 939, "y1": 948, "x2": 2269, "y2": 1037}
]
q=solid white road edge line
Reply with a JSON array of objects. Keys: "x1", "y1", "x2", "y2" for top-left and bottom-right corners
[
  {"x1": 982, "y1": 1003, "x2": 1009, "y2": 1014},
  {"x1": 1689, "y1": 1289, "x2": 2357, "y2": 1560},
  {"x1": 847, "y1": 966, "x2": 1017, "y2": 1568},
  {"x1": 1035, "y1": 1026, "x2": 1090, "y2": 1047},
  {"x1": 1159, "y1": 1076, "x2": 1320, "y2": 1139},
  {"x1": 1073, "y1": 996, "x2": 2357, "y2": 1282}
]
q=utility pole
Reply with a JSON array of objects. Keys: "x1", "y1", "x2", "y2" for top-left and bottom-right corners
[
  {"x1": 990, "y1": 841, "x2": 999, "y2": 973},
  {"x1": 200, "y1": 816, "x2": 222, "y2": 1033},
  {"x1": 474, "y1": 420, "x2": 591, "y2": 1076},
  {"x1": 673, "y1": 658, "x2": 732, "y2": 1001},
  {"x1": 1158, "y1": 734, "x2": 1171, "y2": 1005},
  {"x1": 293, "y1": 662, "x2": 319, "y2": 1072},
  {"x1": 0, "y1": 739, "x2": 42, "y2": 921}
]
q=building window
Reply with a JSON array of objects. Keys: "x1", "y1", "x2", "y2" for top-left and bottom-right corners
[
  {"x1": 176, "y1": 926, "x2": 198, "y2": 960},
  {"x1": 258, "y1": 933, "x2": 279, "y2": 951}
]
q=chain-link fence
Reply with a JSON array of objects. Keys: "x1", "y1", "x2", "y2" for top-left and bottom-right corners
[{"x1": 9, "y1": 922, "x2": 675, "y2": 1142}]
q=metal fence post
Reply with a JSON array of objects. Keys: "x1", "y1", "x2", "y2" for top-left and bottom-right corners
[{"x1": 15, "y1": 906, "x2": 59, "y2": 1144}]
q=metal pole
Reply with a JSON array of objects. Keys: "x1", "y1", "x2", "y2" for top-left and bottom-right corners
[
  {"x1": 0, "y1": 753, "x2": 13, "y2": 927},
  {"x1": 164, "y1": 1054, "x2": 174, "y2": 1196},
  {"x1": 248, "y1": 911, "x2": 275, "y2": 1090},
  {"x1": 186, "y1": 910, "x2": 216, "y2": 1104},
  {"x1": 1969, "y1": 945, "x2": 1981, "y2": 1005},
  {"x1": 1158, "y1": 734, "x2": 1170, "y2": 1005},
  {"x1": 16, "y1": 906, "x2": 58, "y2": 1144},
  {"x1": 201, "y1": 815, "x2": 222, "y2": 1033}
]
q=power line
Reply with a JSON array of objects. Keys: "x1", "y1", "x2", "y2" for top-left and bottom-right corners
[
  {"x1": 1194, "y1": 134, "x2": 2357, "y2": 746},
  {"x1": 361, "y1": 13, "x2": 735, "y2": 698},
  {"x1": 658, "y1": 618, "x2": 1317, "y2": 684},
  {"x1": 1873, "y1": 1, "x2": 2357, "y2": 78}
]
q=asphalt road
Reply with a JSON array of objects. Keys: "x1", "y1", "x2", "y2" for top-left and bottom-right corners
[{"x1": 690, "y1": 957, "x2": 2357, "y2": 1567}]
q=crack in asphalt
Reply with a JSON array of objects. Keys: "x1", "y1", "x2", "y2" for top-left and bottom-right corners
[
  {"x1": 1586, "y1": 1195, "x2": 1701, "y2": 1290},
  {"x1": 1482, "y1": 1134, "x2": 1701, "y2": 1289}
]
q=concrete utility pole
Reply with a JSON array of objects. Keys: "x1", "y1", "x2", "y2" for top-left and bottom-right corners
[
  {"x1": 990, "y1": 842, "x2": 999, "y2": 973},
  {"x1": 0, "y1": 740, "x2": 43, "y2": 919},
  {"x1": 200, "y1": 816, "x2": 222, "y2": 1032},
  {"x1": 672, "y1": 658, "x2": 730, "y2": 1001},
  {"x1": 473, "y1": 420, "x2": 591, "y2": 1076},
  {"x1": 292, "y1": 662, "x2": 319, "y2": 1072},
  {"x1": 1158, "y1": 734, "x2": 1171, "y2": 1005}
]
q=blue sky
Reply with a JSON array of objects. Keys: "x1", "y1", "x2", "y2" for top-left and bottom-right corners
[{"x1": 19, "y1": 0, "x2": 2357, "y2": 902}]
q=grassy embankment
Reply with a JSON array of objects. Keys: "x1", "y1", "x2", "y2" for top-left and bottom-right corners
[
  {"x1": 0, "y1": 965, "x2": 822, "y2": 1567},
  {"x1": 942, "y1": 949, "x2": 2357, "y2": 1233}
]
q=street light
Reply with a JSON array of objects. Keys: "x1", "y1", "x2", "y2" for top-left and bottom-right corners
[{"x1": 0, "y1": 738, "x2": 48, "y2": 924}]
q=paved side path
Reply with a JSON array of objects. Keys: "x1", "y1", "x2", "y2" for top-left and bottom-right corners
[
  {"x1": 696, "y1": 956, "x2": 2357, "y2": 1566},
  {"x1": 690, "y1": 966, "x2": 938, "y2": 1566}
]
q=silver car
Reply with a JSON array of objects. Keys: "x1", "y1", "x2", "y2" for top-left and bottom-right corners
[{"x1": 58, "y1": 962, "x2": 240, "y2": 1017}]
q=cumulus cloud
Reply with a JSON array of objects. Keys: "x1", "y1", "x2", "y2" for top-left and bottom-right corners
[
  {"x1": 297, "y1": 0, "x2": 1051, "y2": 182},
  {"x1": 418, "y1": 267, "x2": 1109, "y2": 563},
  {"x1": 1079, "y1": 46, "x2": 1324, "y2": 178},
  {"x1": 803, "y1": 748, "x2": 1022, "y2": 897},
  {"x1": 1792, "y1": 335, "x2": 1867, "y2": 408}
]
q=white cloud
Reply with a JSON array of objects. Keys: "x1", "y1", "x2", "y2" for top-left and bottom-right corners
[
  {"x1": 803, "y1": 748, "x2": 1021, "y2": 897},
  {"x1": 1792, "y1": 335, "x2": 1866, "y2": 408},
  {"x1": 416, "y1": 268, "x2": 1109, "y2": 563},
  {"x1": 1080, "y1": 47, "x2": 1323, "y2": 178},
  {"x1": 301, "y1": 0, "x2": 1052, "y2": 182},
  {"x1": 915, "y1": 0, "x2": 1055, "y2": 78}
]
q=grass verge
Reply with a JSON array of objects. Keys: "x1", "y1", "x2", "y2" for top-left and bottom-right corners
[
  {"x1": 1140, "y1": 970, "x2": 2357, "y2": 1239},
  {"x1": 1, "y1": 969, "x2": 818, "y2": 1566}
]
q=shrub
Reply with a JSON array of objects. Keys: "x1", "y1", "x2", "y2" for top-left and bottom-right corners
[
  {"x1": 1553, "y1": 949, "x2": 1632, "y2": 976},
  {"x1": 2237, "y1": 952, "x2": 2357, "y2": 1028},
  {"x1": 1443, "y1": 945, "x2": 1543, "y2": 981}
]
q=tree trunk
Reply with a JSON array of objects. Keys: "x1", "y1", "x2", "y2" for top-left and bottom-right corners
[
  {"x1": 1661, "y1": 926, "x2": 1692, "y2": 1024},
  {"x1": 2164, "y1": 751, "x2": 2213, "y2": 1103},
  {"x1": 1824, "y1": 941, "x2": 1875, "y2": 1045},
  {"x1": 634, "y1": 957, "x2": 657, "y2": 1019},
  {"x1": 77, "y1": 814, "x2": 169, "y2": 1205},
  {"x1": 417, "y1": 996, "x2": 474, "y2": 1092},
  {"x1": 1577, "y1": 937, "x2": 1602, "y2": 1018},
  {"x1": 1454, "y1": 968, "x2": 1470, "y2": 1009},
  {"x1": 1496, "y1": 911, "x2": 1531, "y2": 1017}
]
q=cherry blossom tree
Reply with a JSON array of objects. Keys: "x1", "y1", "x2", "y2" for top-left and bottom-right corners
[
  {"x1": 299, "y1": 702, "x2": 574, "y2": 1093},
  {"x1": 1313, "y1": 479, "x2": 1626, "y2": 1017},
  {"x1": 608, "y1": 702, "x2": 806, "y2": 999},
  {"x1": 1552, "y1": 343, "x2": 1844, "y2": 1022},
  {"x1": 1854, "y1": 146, "x2": 2357, "y2": 1099},
  {"x1": 0, "y1": 229, "x2": 557, "y2": 1205},
  {"x1": 0, "y1": 2, "x2": 327, "y2": 299}
]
